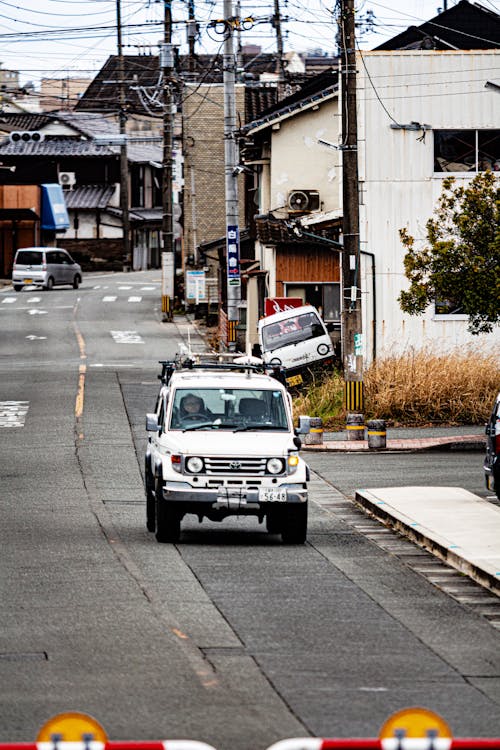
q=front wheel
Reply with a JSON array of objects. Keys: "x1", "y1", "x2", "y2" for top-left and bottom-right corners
[
  {"x1": 281, "y1": 503, "x2": 308, "y2": 544},
  {"x1": 73, "y1": 275, "x2": 81, "y2": 289},
  {"x1": 155, "y1": 476, "x2": 181, "y2": 543}
]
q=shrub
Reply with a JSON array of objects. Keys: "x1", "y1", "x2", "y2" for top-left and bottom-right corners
[{"x1": 293, "y1": 349, "x2": 500, "y2": 428}]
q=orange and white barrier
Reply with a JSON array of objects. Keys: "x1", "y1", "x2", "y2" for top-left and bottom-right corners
[
  {"x1": 0, "y1": 714, "x2": 217, "y2": 750},
  {"x1": 265, "y1": 709, "x2": 500, "y2": 750}
]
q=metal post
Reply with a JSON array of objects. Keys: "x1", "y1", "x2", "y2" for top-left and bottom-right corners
[
  {"x1": 116, "y1": 0, "x2": 131, "y2": 271},
  {"x1": 340, "y1": 0, "x2": 363, "y2": 411},
  {"x1": 223, "y1": 0, "x2": 241, "y2": 351},
  {"x1": 161, "y1": 1, "x2": 175, "y2": 321}
]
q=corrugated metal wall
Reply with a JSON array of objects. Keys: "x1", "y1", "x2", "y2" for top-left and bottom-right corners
[{"x1": 357, "y1": 50, "x2": 500, "y2": 361}]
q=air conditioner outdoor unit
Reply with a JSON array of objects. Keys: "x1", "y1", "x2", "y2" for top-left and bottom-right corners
[
  {"x1": 9, "y1": 130, "x2": 45, "y2": 143},
  {"x1": 287, "y1": 189, "x2": 320, "y2": 213},
  {"x1": 59, "y1": 171, "x2": 76, "y2": 188}
]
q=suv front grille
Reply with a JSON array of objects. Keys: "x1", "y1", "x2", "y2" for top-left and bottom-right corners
[{"x1": 205, "y1": 457, "x2": 268, "y2": 475}]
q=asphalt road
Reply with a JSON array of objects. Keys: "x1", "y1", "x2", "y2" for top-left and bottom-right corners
[{"x1": 1, "y1": 270, "x2": 499, "y2": 750}]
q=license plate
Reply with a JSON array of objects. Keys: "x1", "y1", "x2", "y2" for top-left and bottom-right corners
[
  {"x1": 286, "y1": 374, "x2": 303, "y2": 387},
  {"x1": 259, "y1": 488, "x2": 287, "y2": 503},
  {"x1": 23, "y1": 278, "x2": 33, "y2": 284}
]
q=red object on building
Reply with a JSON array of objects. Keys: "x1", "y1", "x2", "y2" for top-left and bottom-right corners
[{"x1": 264, "y1": 297, "x2": 303, "y2": 316}]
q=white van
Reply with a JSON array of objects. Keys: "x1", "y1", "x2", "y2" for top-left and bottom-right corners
[{"x1": 258, "y1": 305, "x2": 335, "y2": 385}]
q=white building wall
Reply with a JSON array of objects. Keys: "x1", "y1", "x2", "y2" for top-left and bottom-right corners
[
  {"x1": 357, "y1": 50, "x2": 500, "y2": 361},
  {"x1": 270, "y1": 100, "x2": 341, "y2": 217}
]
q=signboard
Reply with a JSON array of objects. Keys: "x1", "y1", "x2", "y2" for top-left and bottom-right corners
[
  {"x1": 161, "y1": 252, "x2": 174, "y2": 298},
  {"x1": 264, "y1": 297, "x2": 303, "y2": 316},
  {"x1": 226, "y1": 225, "x2": 240, "y2": 285},
  {"x1": 186, "y1": 270, "x2": 206, "y2": 302},
  {"x1": 354, "y1": 332, "x2": 363, "y2": 356}
]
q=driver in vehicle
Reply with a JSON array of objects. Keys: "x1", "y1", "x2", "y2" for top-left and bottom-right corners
[{"x1": 179, "y1": 394, "x2": 210, "y2": 420}]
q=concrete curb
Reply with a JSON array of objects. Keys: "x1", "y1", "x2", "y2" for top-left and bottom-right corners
[
  {"x1": 354, "y1": 486, "x2": 500, "y2": 597},
  {"x1": 302, "y1": 434, "x2": 485, "y2": 453}
]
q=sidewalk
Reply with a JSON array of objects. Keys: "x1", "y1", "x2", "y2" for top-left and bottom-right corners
[{"x1": 354, "y1": 486, "x2": 500, "y2": 596}]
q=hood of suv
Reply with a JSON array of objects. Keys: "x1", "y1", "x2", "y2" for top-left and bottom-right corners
[{"x1": 165, "y1": 430, "x2": 294, "y2": 456}]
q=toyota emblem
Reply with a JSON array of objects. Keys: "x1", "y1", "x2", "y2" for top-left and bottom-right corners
[{"x1": 230, "y1": 461, "x2": 241, "y2": 470}]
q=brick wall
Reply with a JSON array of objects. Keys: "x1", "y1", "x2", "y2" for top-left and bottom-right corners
[{"x1": 183, "y1": 84, "x2": 246, "y2": 262}]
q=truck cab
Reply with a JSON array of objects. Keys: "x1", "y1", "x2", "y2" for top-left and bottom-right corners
[
  {"x1": 145, "y1": 356, "x2": 310, "y2": 544},
  {"x1": 258, "y1": 305, "x2": 334, "y2": 386}
]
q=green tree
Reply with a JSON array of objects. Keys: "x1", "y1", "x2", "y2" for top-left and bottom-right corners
[{"x1": 398, "y1": 171, "x2": 500, "y2": 334}]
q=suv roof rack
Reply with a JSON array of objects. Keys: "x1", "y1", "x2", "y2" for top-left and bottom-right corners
[{"x1": 157, "y1": 353, "x2": 287, "y2": 386}]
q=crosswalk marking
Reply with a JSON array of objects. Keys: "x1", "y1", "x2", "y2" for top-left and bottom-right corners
[
  {"x1": 2, "y1": 297, "x2": 16, "y2": 304},
  {"x1": 110, "y1": 330, "x2": 144, "y2": 344},
  {"x1": 0, "y1": 401, "x2": 29, "y2": 428},
  {"x1": 103, "y1": 296, "x2": 117, "y2": 302},
  {"x1": 128, "y1": 296, "x2": 142, "y2": 302}
]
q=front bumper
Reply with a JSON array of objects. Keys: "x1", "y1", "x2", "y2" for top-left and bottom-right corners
[{"x1": 161, "y1": 480, "x2": 308, "y2": 509}]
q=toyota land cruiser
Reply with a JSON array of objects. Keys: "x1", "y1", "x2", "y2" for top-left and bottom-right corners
[{"x1": 145, "y1": 356, "x2": 310, "y2": 544}]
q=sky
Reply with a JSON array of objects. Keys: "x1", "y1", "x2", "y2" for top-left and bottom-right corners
[{"x1": 0, "y1": 0, "x2": 498, "y2": 88}]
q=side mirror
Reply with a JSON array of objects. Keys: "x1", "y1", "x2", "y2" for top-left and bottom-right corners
[
  {"x1": 295, "y1": 415, "x2": 311, "y2": 435},
  {"x1": 146, "y1": 413, "x2": 159, "y2": 432},
  {"x1": 293, "y1": 436, "x2": 302, "y2": 449}
]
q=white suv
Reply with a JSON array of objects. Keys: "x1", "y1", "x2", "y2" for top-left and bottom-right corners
[{"x1": 145, "y1": 357, "x2": 310, "y2": 544}]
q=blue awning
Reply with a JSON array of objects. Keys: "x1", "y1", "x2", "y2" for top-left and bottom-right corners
[{"x1": 41, "y1": 183, "x2": 70, "y2": 231}]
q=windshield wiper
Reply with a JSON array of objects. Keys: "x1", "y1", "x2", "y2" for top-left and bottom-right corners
[
  {"x1": 182, "y1": 422, "x2": 217, "y2": 432},
  {"x1": 234, "y1": 424, "x2": 287, "y2": 432},
  {"x1": 182, "y1": 422, "x2": 241, "y2": 432}
]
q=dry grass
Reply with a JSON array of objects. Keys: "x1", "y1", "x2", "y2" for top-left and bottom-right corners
[{"x1": 293, "y1": 349, "x2": 500, "y2": 428}]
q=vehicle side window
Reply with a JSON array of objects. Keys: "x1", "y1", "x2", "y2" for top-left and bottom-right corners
[
  {"x1": 46, "y1": 251, "x2": 58, "y2": 264},
  {"x1": 60, "y1": 252, "x2": 72, "y2": 265}
]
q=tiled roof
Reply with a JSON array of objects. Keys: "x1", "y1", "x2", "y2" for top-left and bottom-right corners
[
  {"x1": 0, "y1": 111, "x2": 119, "y2": 138},
  {"x1": 76, "y1": 53, "x2": 340, "y2": 116},
  {"x1": 0, "y1": 138, "x2": 117, "y2": 157},
  {"x1": 0, "y1": 136, "x2": 161, "y2": 163},
  {"x1": 63, "y1": 184, "x2": 116, "y2": 209},
  {"x1": 0, "y1": 113, "x2": 52, "y2": 131},
  {"x1": 375, "y1": 0, "x2": 500, "y2": 50}
]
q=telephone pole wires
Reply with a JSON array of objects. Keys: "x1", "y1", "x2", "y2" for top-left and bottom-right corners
[
  {"x1": 161, "y1": 0, "x2": 175, "y2": 321},
  {"x1": 116, "y1": 0, "x2": 131, "y2": 271},
  {"x1": 340, "y1": 0, "x2": 364, "y2": 411},
  {"x1": 223, "y1": 0, "x2": 241, "y2": 350}
]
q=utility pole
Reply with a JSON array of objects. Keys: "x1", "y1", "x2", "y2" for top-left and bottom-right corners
[
  {"x1": 187, "y1": 0, "x2": 196, "y2": 74},
  {"x1": 116, "y1": 0, "x2": 131, "y2": 271},
  {"x1": 223, "y1": 0, "x2": 241, "y2": 350},
  {"x1": 340, "y1": 0, "x2": 363, "y2": 411},
  {"x1": 161, "y1": 0, "x2": 175, "y2": 321},
  {"x1": 272, "y1": 0, "x2": 286, "y2": 99}
]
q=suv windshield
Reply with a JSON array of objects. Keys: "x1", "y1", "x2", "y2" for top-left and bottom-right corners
[
  {"x1": 262, "y1": 311, "x2": 325, "y2": 352},
  {"x1": 169, "y1": 387, "x2": 289, "y2": 431},
  {"x1": 15, "y1": 250, "x2": 43, "y2": 266}
]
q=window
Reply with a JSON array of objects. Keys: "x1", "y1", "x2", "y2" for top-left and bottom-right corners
[{"x1": 434, "y1": 130, "x2": 500, "y2": 173}]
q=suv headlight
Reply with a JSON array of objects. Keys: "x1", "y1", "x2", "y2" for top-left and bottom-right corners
[
  {"x1": 266, "y1": 458, "x2": 284, "y2": 475},
  {"x1": 186, "y1": 456, "x2": 204, "y2": 474}
]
